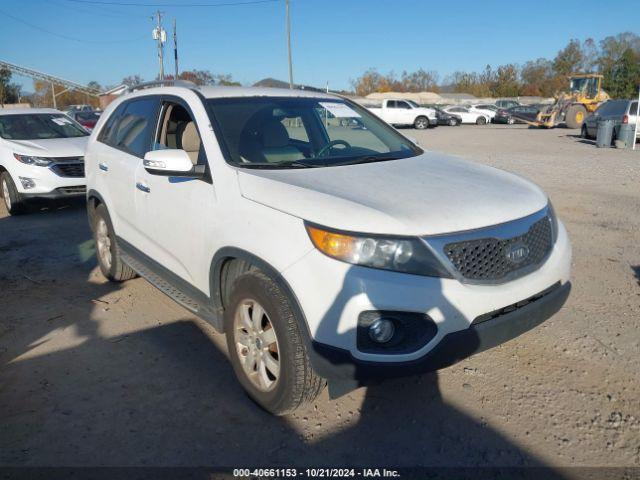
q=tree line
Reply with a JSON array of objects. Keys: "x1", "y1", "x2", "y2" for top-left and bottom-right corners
[
  {"x1": 0, "y1": 69, "x2": 239, "y2": 109},
  {"x1": 351, "y1": 32, "x2": 640, "y2": 99}
]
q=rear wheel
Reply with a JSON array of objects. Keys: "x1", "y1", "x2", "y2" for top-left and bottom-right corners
[
  {"x1": 413, "y1": 116, "x2": 429, "y2": 130},
  {"x1": 566, "y1": 104, "x2": 587, "y2": 129},
  {"x1": 448, "y1": 118, "x2": 457, "y2": 126},
  {"x1": 1, "y1": 172, "x2": 27, "y2": 215},
  {"x1": 92, "y1": 203, "x2": 136, "y2": 281},
  {"x1": 476, "y1": 116, "x2": 487, "y2": 125},
  {"x1": 507, "y1": 116, "x2": 515, "y2": 125},
  {"x1": 225, "y1": 271, "x2": 325, "y2": 415}
]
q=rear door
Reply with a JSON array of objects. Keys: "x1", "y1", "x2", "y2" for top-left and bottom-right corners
[{"x1": 96, "y1": 96, "x2": 160, "y2": 246}]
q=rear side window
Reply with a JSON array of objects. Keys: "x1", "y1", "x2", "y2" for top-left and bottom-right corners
[
  {"x1": 98, "y1": 97, "x2": 159, "y2": 157},
  {"x1": 630, "y1": 102, "x2": 638, "y2": 115}
]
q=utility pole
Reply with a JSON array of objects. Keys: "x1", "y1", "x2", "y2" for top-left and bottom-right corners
[
  {"x1": 152, "y1": 10, "x2": 166, "y2": 81},
  {"x1": 173, "y1": 19, "x2": 179, "y2": 80},
  {"x1": 286, "y1": 0, "x2": 293, "y2": 89}
]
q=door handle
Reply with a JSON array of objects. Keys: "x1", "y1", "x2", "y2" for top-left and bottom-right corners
[
  {"x1": 98, "y1": 162, "x2": 108, "y2": 172},
  {"x1": 136, "y1": 182, "x2": 150, "y2": 193}
]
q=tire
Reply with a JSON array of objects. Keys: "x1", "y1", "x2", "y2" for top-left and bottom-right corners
[
  {"x1": 448, "y1": 118, "x2": 457, "y2": 126},
  {"x1": 507, "y1": 117, "x2": 515, "y2": 125},
  {"x1": 91, "y1": 203, "x2": 136, "y2": 282},
  {"x1": 1, "y1": 172, "x2": 27, "y2": 215},
  {"x1": 413, "y1": 116, "x2": 429, "y2": 130},
  {"x1": 580, "y1": 124, "x2": 588, "y2": 139},
  {"x1": 224, "y1": 270, "x2": 325, "y2": 415},
  {"x1": 566, "y1": 104, "x2": 587, "y2": 129},
  {"x1": 476, "y1": 116, "x2": 487, "y2": 125}
]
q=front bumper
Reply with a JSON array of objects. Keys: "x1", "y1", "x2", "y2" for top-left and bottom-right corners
[
  {"x1": 22, "y1": 185, "x2": 86, "y2": 199},
  {"x1": 428, "y1": 117, "x2": 438, "y2": 126},
  {"x1": 310, "y1": 281, "x2": 571, "y2": 380}
]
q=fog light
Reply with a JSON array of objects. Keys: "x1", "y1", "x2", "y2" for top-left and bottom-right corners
[
  {"x1": 19, "y1": 177, "x2": 36, "y2": 189},
  {"x1": 368, "y1": 318, "x2": 395, "y2": 343}
]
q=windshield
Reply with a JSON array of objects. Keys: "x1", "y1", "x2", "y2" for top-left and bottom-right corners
[
  {"x1": 0, "y1": 114, "x2": 89, "y2": 140},
  {"x1": 206, "y1": 97, "x2": 422, "y2": 168}
]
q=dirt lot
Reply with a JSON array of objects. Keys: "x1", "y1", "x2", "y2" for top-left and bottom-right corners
[{"x1": 1, "y1": 125, "x2": 639, "y2": 471}]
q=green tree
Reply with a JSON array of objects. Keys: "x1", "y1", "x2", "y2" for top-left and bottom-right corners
[{"x1": 604, "y1": 48, "x2": 640, "y2": 98}]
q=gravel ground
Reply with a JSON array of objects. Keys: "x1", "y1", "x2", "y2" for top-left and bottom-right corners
[{"x1": 0, "y1": 125, "x2": 639, "y2": 472}]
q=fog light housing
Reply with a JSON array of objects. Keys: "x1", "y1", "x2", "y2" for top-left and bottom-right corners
[
  {"x1": 19, "y1": 177, "x2": 36, "y2": 189},
  {"x1": 368, "y1": 318, "x2": 395, "y2": 343},
  {"x1": 357, "y1": 311, "x2": 438, "y2": 354}
]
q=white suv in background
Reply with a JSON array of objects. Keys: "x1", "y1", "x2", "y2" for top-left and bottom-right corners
[
  {"x1": 85, "y1": 81, "x2": 572, "y2": 415},
  {"x1": 0, "y1": 108, "x2": 89, "y2": 214}
]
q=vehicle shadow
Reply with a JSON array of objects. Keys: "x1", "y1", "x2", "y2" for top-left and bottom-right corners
[
  {"x1": 632, "y1": 265, "x2": 640, "y2": 286},
  {"x1": 0, "y1": 206, "x2": 565, "y2": 474}
]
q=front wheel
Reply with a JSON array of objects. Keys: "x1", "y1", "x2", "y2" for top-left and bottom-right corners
[
  {"x1": 1, "y1": 172, "x2": 27, "y2": 215},
  {"x1": 566, "y1": 104, "x2": 587, "y2": 129},
  {"x1": 507, "y1": 116, "x2": 515, "y2": 125},
  {"x1": 225, "y1": 271, "x2": 325, "y2": 415},
  {"x1": 448, "y1": 118, "x2": 457, "y2": 126},
  {"x1": 580, "y1": 124, "x2": 589, "y2": 139},
  {"x1": 476, "y1": 116, "x2": 487, "y2": 125},
  {"x1": 413, "y1": 116, "x2": 429, "y2": 130}
]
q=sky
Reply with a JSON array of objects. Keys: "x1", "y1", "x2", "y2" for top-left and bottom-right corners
[{"x1": 0, "y1": 0, "x2": 638, "y2": 93}]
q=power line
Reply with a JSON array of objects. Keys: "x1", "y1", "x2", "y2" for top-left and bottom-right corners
[
  {"x1": 0, "y1": 7, "x2": 147, "y2": 44},
  {"x1": 64, "y1": 0, "x2": 279, "y2": 7}
]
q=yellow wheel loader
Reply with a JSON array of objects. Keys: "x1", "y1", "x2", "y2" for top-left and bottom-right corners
[{"x1": 530, "y1": 74, "x2": 609, "y2": 128}]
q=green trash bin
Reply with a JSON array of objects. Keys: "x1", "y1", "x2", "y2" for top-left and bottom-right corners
[
  {"x1": 596, "y1": 119, "x2": 615, "y2": 148},
  {"x1": 615, "y1": 123, "x2": 637, "y2": 149}
]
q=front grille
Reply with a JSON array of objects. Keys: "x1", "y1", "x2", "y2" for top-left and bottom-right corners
[
  {"x1": 57, "y1": 186, "x2": 86, "y2": 195},
  {"x1": 50, "y1": 158, "x2": 85, "y2": 178},
  {"x1": 443, "y1": 215, "x2": 553, "y2": 282}
]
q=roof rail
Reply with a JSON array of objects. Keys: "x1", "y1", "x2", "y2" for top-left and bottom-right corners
[{"x1": 126, "y1": 79, "x2": 198, "y2": 93}]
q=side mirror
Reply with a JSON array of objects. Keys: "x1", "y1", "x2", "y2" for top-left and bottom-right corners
[{"x1": 143, "y1": 149, "x2": 204, "y2": 177}]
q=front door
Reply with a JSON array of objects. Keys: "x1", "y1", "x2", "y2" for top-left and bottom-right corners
[{"x1": 134, "y1": 96, "x2": 217, "y2": 293}]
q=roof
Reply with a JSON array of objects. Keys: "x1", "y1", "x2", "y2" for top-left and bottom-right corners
[
  {"x1": 198, "y1": 85, "x2": 335, "y2": 99},
  {"x1": 253, "y1": 77, "x2": 325, "y2": 92},
  {"x1": 100, "y1": 84, "x2": 128, "y2": 96},
  {"x1": 0, "y1": 107, "x2": 62, "y2": 115},
  {"x1": 120, "y1": 84, "x2": 337, "y2": 101}
]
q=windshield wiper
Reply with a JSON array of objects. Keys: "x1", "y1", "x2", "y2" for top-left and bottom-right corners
[
  {"x1": 332, "y1": 154, "x2": 402, "y2": 167},
  {"x1": 237, "y1": 160, "x2": 325, "y2": 169}
]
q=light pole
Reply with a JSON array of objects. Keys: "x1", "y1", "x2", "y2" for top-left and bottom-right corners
[
  {"x1": 152, "y1": 10, "x2": 166, "y2": 81},
  {"x1": 286, "y1": 0, "x2": 293, "y2": 89}
]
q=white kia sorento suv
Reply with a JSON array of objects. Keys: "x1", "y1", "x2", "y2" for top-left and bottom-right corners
[
  {"x1": 0, "y1": 108, "x2": 89, "y2": 214},
  {"x1": 84, "y1": 81, "x2": 572, "y2": 414}
]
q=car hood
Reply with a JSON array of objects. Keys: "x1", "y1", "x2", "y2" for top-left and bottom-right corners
[
  {"x1": 237, "y1": 152, "x2": 548, "y2": 236},
  {"x1": 4, "y1": 136, "x2": 89, "y2": 158}
]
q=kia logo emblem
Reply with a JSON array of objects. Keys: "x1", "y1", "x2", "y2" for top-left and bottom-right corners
[{"x1": 505, "y1": 244, "x2": 530, "y2": 263}]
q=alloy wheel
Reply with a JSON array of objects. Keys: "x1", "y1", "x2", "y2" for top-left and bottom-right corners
[
  {"x1": 2, "y1": 179, "x2": 11, "y2": 211},
  {"x1": 234, "y1": 298, "x2": 280, "y2": 392},
  {"x1": 96, "y1": 218, "x2": 112, "y2": 270}
]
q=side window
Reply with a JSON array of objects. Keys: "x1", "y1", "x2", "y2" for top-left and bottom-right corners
[
  {"x1": 155, "y1": 101, "x2": 203, "y2": 166},
  {"x1": 110, "y1": 97, "x2": 159, "y2": 158},
  {"x1": 387, "y1": 101, "x2": 397, "y2": 108},
  {"x1": 630, "y1": 102, "x2": 638, "y2": 115},
  {"x1": 396, "y1": 101, "x2": 411, "y2": 109},
  {"x1": 98, "y1": 103, "x2": 126, "y2": 144}
]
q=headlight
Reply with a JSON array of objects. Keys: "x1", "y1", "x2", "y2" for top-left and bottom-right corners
[
  {"x1": 13, "y1": 153, "x2": 53, "y2": 167},
  {"x1": 305, "y1": 223, "x2": 452, "y2": 278}
]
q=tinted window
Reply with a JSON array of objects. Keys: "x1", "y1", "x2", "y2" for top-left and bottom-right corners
[
  {"x1": 100, "y1": 97, "x2": 158, "y2": 157},
  {"x1": 629, "y1": 102, "x2": 638, "y2": 115},
  {"x1": 387, "y1": 101, "x2": 397, "y2": 108},
  {"x1": 98, "y1": 103, "x2": 127, "y2": 144},
  {"x1": 396, "y1": 101, "x2": 411, "y2": 109}
]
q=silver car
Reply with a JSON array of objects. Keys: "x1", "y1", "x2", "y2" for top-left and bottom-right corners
[{"x1": 581, "y1": 99, "x2": 639, "y2": 140}]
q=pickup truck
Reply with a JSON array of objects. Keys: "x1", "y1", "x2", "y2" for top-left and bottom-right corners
[{"x1": 368, "y1": 99, "x2": 437, "y2": 129}]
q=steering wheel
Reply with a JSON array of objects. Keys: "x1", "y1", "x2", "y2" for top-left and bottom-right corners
[{"x1": 316, "y1": 140, "x2": 352, "y2": 157}]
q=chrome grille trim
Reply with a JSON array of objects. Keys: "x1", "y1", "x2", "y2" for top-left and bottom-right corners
[{"x1": 421, "y1": 206, "x2": 555, "y2": 285}]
